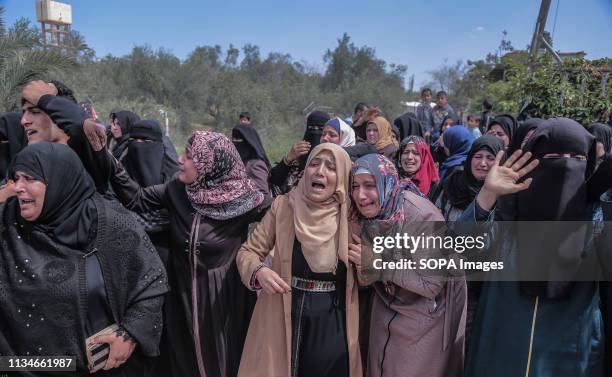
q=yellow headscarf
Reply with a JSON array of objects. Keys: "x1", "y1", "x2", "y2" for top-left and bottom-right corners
[
  {"x1": 368, "y1": 116, "x2": 399, "y2": 151},
  {"x1": 287, "y1": 143, "x2": 352, "y2": 272}
]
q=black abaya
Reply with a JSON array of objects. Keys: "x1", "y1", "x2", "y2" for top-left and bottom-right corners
[{"x1": 110, "y1": 160, "x2": 270, "y2": 377}]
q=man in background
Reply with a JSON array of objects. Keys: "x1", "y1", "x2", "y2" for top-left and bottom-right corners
[{"x1": 239, "y1": 111, "x2": 251, "y2": 125}]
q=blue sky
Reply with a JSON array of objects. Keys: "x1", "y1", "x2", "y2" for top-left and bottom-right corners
[{"x1": 3, "y1": 0, "x2": 611, "y2": 87}]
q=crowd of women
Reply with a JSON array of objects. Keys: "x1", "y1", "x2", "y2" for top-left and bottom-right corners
[{"x1": 0, "y1": 79, "x2": 612, "y2": 377}]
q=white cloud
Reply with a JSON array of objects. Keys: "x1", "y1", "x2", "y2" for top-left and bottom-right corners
[{"x1": 475, "y1": 26, "x2": 485, "y2": 32}]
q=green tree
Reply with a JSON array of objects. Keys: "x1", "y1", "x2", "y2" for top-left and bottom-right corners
[{"x1": 0, "y1": 6, "x2": 76, "y2": 111}]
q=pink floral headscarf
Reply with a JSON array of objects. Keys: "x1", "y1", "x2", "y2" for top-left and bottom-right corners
[{"x1": 186, "y1": 131, "x2": 264, "y2": 220}]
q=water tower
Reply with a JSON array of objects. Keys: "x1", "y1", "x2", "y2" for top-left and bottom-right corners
[{"x1": 35, "y1": 0, "x2": 72, "y2": 49}]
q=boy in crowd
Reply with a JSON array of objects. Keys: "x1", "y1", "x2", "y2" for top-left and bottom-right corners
[
  {"x1": 239, "y1": 111, "x2": 251, "y2": 125},
  {"x1": 467, "y1": 114, "x2": 482, "y2": 138},
  {"x1": 416, "y1": 87, "x2": 435, "y2": 141},
  {"x1": 432, "y1": 90, "x2": 456, "y2": 140}
]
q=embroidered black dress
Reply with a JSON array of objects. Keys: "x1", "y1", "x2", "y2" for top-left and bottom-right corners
[
  {"x1": 291, "y1": 239, "x2": 349, "y2": 377},
  {"x1": 111, "y1": 162, "x2": 269, "y2": 377}
]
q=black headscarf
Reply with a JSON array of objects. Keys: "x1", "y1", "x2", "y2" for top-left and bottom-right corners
[
  {"x1": 440, "y1": 114, "x2": 458, "y2": 129},
  {"x1": 8, "y1": 142, "x2": 97, "y2": 249},
  {"x1": 517, "y1": 118, "x2": 596, "y2": 297},
  {"x1": 232, "y1": 123, "x2": 271, "y2": 168},
  {"x1": 587, "y1": 123, "x2": 612, "y2": 155},
  {"x1": 394, "y1": 112, "x2": 425, "y2": 140},
  {"x1": 444, "y1": 135, "x2": 503, "y2": 210},
  {"x1": 109, "y1": 110, "x2": 140, "y2": 158},
  {"x1": 0, "y1": 112, "x2": 27, "y2": 178},
  {"x1": 507, "y1": 117, "x2": 544, "y2": 156},
  {"x1": 487, "y1": 114, "x2": 518, "y2": 145},
  {"x1": 298, "y1": 110, "x2": 330, "y2": 170},
  {"x1": 124, "y1": 120, "x2": 179, "y2": 187},
  {"x1": 497, "y1": 118, "x2": 544, "y2": 219}
]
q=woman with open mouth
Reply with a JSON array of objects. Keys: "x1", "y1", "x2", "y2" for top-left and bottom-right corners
[
  {"x1": 396, "y1": 135, "x2": 440, "y2": 198},
  {"x1": 350, "y1": 153, "x2": 466, "y2": 377},
  {"x1": 0, "y1": 142, "x2": 167, "y2": 375},
  {"x1": 236, "y1": 143, "x2": 362, "y2": 377}
]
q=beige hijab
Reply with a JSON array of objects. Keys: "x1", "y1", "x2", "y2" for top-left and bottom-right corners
[
  {"x1": 369, "y1": 116, "x2": 399, "y2": 151},
  {"x1": 287, "y1": 143, "x2": 351, "y2": 273}
]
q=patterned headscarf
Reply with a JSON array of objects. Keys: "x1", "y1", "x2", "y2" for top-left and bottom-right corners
[
  {"x1": 397, "y1": 135, "x2": 439, "y2": 195},
  {"x1": 186, "y1": 131, "x2": 264, "y2": 220},
  {"x1": 352, "y1": 153, "x2": 418, "y2": 221}
]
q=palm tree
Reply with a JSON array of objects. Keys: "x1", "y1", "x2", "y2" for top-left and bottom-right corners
[{"x1": 0, "y1": 6, "x2": 76, "y2": 111}]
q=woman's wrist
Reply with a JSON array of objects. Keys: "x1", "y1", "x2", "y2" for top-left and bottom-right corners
[
  {"x1": 250, "y1": 264, "x2": 268, "y2": 290},
  {"x1": 476, "y1": 188, "x2": 498, "y2": 211}
]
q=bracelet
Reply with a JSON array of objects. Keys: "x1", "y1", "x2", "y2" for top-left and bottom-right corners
[
  {"x1": 115, "y1": 326, "x2": 133, "y2": 342},
  {"x1": 250, "y1": 263, "x2": 268, "y2": 290}
]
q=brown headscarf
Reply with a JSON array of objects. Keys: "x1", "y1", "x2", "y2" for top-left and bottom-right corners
[
  {"x1": 287, "y1": 143, "x2": 352, "y2": 272},
  {"x1": 368, "y1": 116, "x2": 399, "y2": 151}
]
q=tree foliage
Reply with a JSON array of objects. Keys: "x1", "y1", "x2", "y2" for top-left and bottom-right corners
[
  {"x1": 0, "y1": 7, "x2": 76, "y2": 110},
  {"x1": 50, "y1": 32, "x2": 410, "y2": 159}
]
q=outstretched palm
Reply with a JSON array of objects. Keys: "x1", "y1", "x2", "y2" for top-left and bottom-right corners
[{"x1": 483, "y1": 149, "x2": 540, "y2": 196}]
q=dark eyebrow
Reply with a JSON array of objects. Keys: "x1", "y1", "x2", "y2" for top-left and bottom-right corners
[{"x1": 21, "y1": 104, "x2": 38, "y2": 112}]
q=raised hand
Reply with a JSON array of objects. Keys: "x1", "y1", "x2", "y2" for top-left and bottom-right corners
[
  {"x1": 477, "y1": 149, "x2": 540, "y2": 210},
  {"x1": 83, "y1": 119, "x2": 107, "y2": 152},
  {"x1": 363, "y1": 106, "x2": 381, "y2": 123},
  {"x1": 21, "y1": 80, "x2": 58, "y2": 106},
  {"x1": 285, "y1": 140, "x2": 311, "y2": 163}
]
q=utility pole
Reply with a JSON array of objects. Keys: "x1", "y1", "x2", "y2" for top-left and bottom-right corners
[{"x1": 529, "y1": 0, "x2": 561, "y2": 63}]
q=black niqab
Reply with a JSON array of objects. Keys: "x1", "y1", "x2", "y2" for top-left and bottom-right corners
[
  {"x1": 519, "y1": 117, "x2": 596, "y2": 220},
  {"x1": 232, "y1": 123, "x2": 271, "y2": 168},
  {"x1": 8, "y1": 142, "x2": 97, "y2": 249},
  {"x1": 299, "y1": 110, "x2": 330, "y2": 170},
  {"x1": 444, "y1": 136, "x2": 503, "y2": 209},
  {"x1": 517, "y1": 118, "x2": 596, "y2": 297},
  {"x1": 124, "y1": 119, "x2": 179, "y2": 187},
  {"x1": 394, "y1": 112, "x2": 425, "y2": 140},
  {"x1": 0, "y1": 112, "x2": 27, "y2": 178}
]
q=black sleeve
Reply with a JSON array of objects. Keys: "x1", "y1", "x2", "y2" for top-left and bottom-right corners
[
  {"x1": 109, "y1": 155, "x2": 169, "y2": 213},
  {"x1": 269, "y1": 158, "x2": 292, "y2": 188},
  {"x1": 247, "y1": 159, "x2": 271, "y2": 199},
  {"x1": 96, "y1": 200, "x2": 168, "y2": 357},
  {"x1": 474, "y1": 200, "x2": 493, "y2": 222},
  {"x1": 344, "y1": 143, "x2": 377, "y2": 161},
  {"x1": 37, "y1": 95, "x2": 111, "y2": 193},
  {"x1": 587, "y1": 153, "x2": 612, "y2": 202}
]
